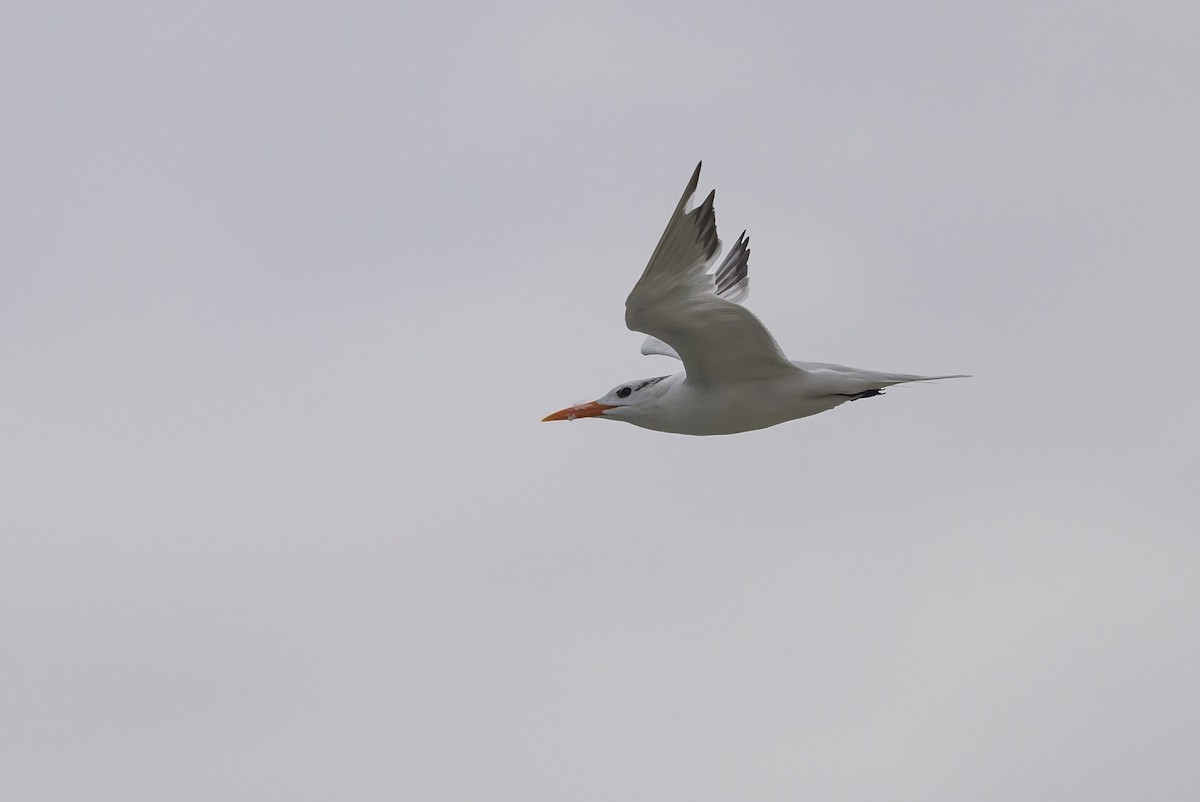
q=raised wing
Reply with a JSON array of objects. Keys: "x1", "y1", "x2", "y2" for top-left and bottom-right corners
[
  {"x1": 625, "y1": 163, "x2": 794, "y2": 385},
  {"x1": 640, "y1": 229, "x2": 751, "y2": 360}
]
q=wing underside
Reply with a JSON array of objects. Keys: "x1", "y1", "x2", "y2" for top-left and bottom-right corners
[
  {"x1": 640, "y1": 229, "x2": 751, "y2": 360},
  {"x1": 626, "y1": 164, "x2": 793, "y2": 384}
]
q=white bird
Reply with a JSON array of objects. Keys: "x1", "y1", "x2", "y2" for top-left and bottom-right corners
[{"x1": 542, "y1": 163, "x2": 967, "y2": 435}]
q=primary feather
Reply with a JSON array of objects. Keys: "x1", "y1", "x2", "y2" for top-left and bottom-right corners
[{"x1": 625, "y1": 163, "x2": 794, "y2": 385}]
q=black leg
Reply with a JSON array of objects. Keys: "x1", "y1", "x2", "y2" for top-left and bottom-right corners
[{"x1": 835, "y1": 389, "x2": 885, "y2": 401}]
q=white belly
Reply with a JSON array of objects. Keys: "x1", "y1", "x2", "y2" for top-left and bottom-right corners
[{"x1": 633, "y1": 372, "x2": 846, "y2": 435}]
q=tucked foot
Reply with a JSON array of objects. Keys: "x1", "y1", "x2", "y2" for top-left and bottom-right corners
[{"x1": 837, "y1": 389, "x2": 885, "y2": 401}]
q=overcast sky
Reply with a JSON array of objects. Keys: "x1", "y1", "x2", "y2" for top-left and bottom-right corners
[{"x1": 3, "y1": 2, "x2": 1198, "y2": 800}]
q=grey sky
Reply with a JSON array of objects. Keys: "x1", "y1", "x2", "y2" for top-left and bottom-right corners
[{"x1": 3, "y1": 2, "x2": 1198, "y2": 800}]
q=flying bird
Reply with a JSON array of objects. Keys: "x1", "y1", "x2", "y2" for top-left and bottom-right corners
[{"x1": 542, "y1": 163, "x2": 967, "y2": 435}]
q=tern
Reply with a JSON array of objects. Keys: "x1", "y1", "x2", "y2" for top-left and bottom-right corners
[{"x1": 543, "y1": 163, "x2": 967, "y2": 435}]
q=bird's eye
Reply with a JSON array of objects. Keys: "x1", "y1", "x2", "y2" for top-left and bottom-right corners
[{"x1": 617, "y1": 386, "x2": 632, "y2": 398}]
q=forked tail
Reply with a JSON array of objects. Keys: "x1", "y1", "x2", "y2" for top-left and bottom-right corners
[{"x1": 793, "y1": 361, "x2": 971, "y2": 398}]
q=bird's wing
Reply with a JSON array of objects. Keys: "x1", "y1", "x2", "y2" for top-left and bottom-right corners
[
  {"x1": 625, "y1": 163, "x2": 794, "y2": 385},
  {"x1": 639, "y1": 229, "x2": 751, "y2": 360}
]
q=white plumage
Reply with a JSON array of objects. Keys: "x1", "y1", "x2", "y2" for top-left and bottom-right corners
[{"x1": 543, "y1": 163, "x2": 967, "y2": 435}]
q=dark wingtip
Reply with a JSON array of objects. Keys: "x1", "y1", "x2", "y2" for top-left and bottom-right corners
[{"x1": 679, "y1": 162, "x2": 704, "y2": 208}]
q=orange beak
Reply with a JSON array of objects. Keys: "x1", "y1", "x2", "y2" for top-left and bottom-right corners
[{"x1": 541, "y1": 401, "x2": 615, "y2": 422}]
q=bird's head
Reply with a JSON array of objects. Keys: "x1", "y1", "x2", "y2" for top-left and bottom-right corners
[{"x1": 542, "y1": 375, "x2": 669, "y2": 424}]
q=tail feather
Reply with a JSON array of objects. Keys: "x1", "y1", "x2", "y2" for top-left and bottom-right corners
[
  {"x1": 793, "y1": 361, "x2": 971, "y2": 395},
  {"x1": 880, "y1": 373, "x2": 972, "y2": 384}
]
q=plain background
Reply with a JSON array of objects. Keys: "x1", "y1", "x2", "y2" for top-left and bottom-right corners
[{"x1": 3, "y1": 2, "x2": 1198, "y2": 800}]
